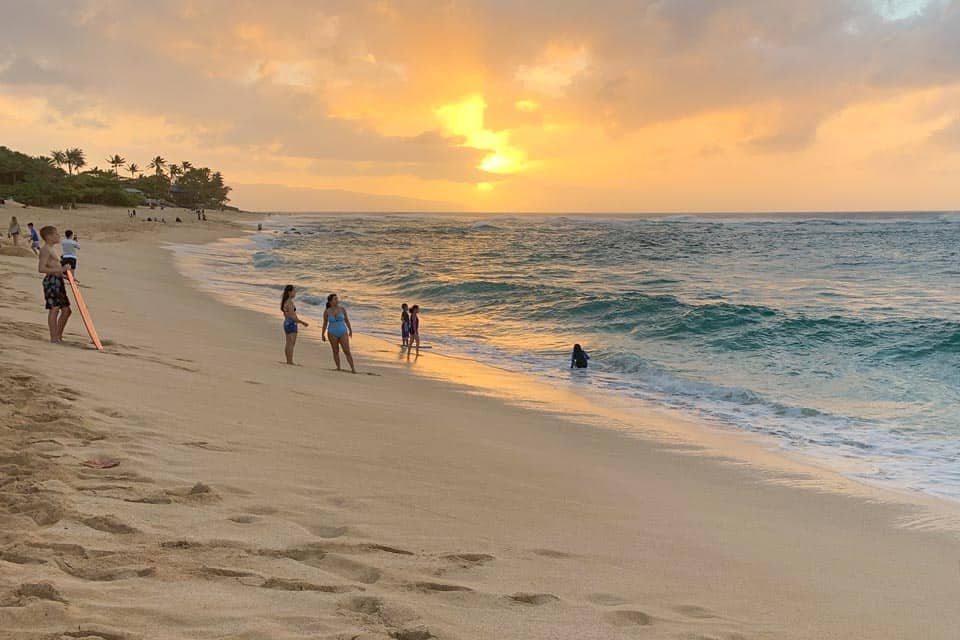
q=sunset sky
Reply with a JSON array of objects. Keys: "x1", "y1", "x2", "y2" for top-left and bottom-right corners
[{"x1": 1, "y1": 0, "x2": 958, "y2": 212}]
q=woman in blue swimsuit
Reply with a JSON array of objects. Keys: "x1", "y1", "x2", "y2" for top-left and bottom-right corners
[
  {"x1": 281, "y1": 285, "x2": 309, "y2": 365},
  {"x1": 322, "y1": 293, "x2": 356, "y2": 373}
]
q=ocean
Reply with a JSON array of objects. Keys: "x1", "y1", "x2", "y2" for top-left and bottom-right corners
[{"x1": 174, "y1": 212, "x2": 960, "y2": 502}]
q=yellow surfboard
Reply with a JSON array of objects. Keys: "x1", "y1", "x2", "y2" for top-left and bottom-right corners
[{"x1": 65, "y1": 270, "x2": 103, "y2": 350}]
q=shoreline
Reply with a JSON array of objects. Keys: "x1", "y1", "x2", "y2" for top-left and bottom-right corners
[
  {"x1": 1, "y1": 205, "x2": 959, "y2": 639},
  {"x1": 174, "y1": 212, "x2": 960, "y2": 513}
]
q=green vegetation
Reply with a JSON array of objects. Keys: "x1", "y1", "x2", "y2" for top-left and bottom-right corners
[{"x1": 0, "y1": 144, "x2": 233, "y2": 209}]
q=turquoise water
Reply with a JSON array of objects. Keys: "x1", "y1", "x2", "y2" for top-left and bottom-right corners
[{"x1": 177, "y1": 213, "x2": 960, "y2": 501}]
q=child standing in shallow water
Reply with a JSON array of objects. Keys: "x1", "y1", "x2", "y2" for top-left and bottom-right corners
[
  {"x1": 280, "y1": 285, "x2": 309, "y2": 365},
  {"x1": 37, "y1": 226, "x2": 72, "y2": 343},
  {"x1": 408, "y1": 304, "x2": 421, "y2": 351},
  {"x1": 401, "y1": 303, "x2": 410, "y2": 348}
]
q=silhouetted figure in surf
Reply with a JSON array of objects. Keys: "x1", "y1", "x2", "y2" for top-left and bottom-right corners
[{"x1": 571, "y1": 344, "x2": 589, "y2": 369}]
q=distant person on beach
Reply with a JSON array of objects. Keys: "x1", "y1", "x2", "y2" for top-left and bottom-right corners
[
  {"x1": 38, "y1": 226, "x2": 71, "y2": 343},
  {"x1": 8, "y1": 216, "x2": 21, "y2": 245},
  {"x1": 280, "y1": 284, "x2": 309, "y2": 365},
  {"x1": 571, "y1": 344, "x2": 590, "y2": 369},
  {"x1": 27, "y1": 222, "x2": 40, "y2": 255},
  {"x1": 408, "y1": 304, "x2": 421, "y2": 350},
  {"x1": 401, "y1": 303, "x2": 410, "y2": 347},
  {"x1": 322, "y1": 293, "x2": 356, "y2": 373},
  {"x1": 61, "y1": 230, "x2": 79, "y2": 272}
]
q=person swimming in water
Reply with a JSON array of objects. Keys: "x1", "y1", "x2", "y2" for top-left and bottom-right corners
[
  {"x1": 322, "y1": 293, "x2": 356, "y2": 373},
  {"x1": 280, "y1": 285, "x2": 309, "y2": 365},
  {"x1": 571, "y1": 343, "x2": 589, "y2": 369}
]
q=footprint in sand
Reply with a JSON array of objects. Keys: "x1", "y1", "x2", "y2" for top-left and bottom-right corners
[
  {"x1": 196, "y1": 566, "x2": 259, "y2": 579},
  {"x1": 339, "y1": 595, "x2": 418, "y2": 629},
  {"x1": 56, "y1": 558, "x2": 155, "y2": 582},
  {"x1": 532, "y1": 548, "x2": 575, "y2": 559},
  {"x1": 94, "y1": 407, "x2": 125, "y2": 419},
  {"x1": 318, "y1": 554, "x2": 382, "y2": 584},
  {"x1": 246, "y1": 504, "x2": 279, "y2": 515},
  {"x1": 228, "y1": 515, "x2": 258, "y2": 524},
  {"x1": 307, "y1": 524, "x2": 348, "y2": 538},
  {"x1": 180, "y1": 441, "x2": 232, "y2": 452},
  {"x1": 363, "y1": 543, "x2": 414, "y2": 556},
  {"x1": 412, "y1": 581, "x2": 473, "y2": 593},
  {"x1": 259, "y1": 577, "x2": 354, "y2": 593},
  {"x1": 390, "y1": 630, "x2": 434, "y2": 640},
  {"x1": 604, "y1": 610, "x2": 655, "y2": 627},
  {"x1": 508, "y1": 592, "x2": 560, "y2": 605},
  {"x1": 341, "y1": 595, "x2": 384, "y2": 616},
  {"x1": 123, "y1": 494, "x2": 172, "y2": 505},
  {"x1": 0, "y1": 582, "x2": 68, "y2": 606},
  {"x1": 0, "y1": 549, "x2": 47, "y2": 565},
  {"x1": 81, "y1": 515, "x2": 139, "y2": 534},
  {"x1": 587, "y1": 593, "x2": 630, "y2": 606},
  {"x1": 7, "y1": 497, "x2": 64, "y2": 526},
  {"x1": 443, "y1": 552, "x2": 494, "y2": 566},
  {"x1": 270, "y1": 545, "x2": 383, "y2": 584},
  {"x1": 166, "y1": 482, "x2": 221, "y2": 503},
  {"x1": 674, "y1": 604, "x2": 718, "y2": 619},
  {"x1": 60, "y1": 627, "x2": 128, "y2": 640}
]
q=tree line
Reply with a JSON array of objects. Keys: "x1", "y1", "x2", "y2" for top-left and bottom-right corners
[{"x1": 0, "y1": 145, "x2": 233, "y2": 210}]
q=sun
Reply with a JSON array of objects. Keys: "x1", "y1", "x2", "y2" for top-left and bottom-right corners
[{"x1": 435, "y1": 94, "x2": 527, "y2": 176}]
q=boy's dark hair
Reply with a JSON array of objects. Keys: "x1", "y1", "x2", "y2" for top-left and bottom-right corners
[
  {"x1": 39, "y1": 225, "x2": 57, "y2": 240},
  {"x1": 65, "y1": 230, "x2": 73, "y2": 238},
  {"x1": 402, "y1": 303, "x2": 408, "y2": 309},
  {"x1": 27, "y1": 222, "x2": 34, "y2": 227},
  {"x1": 411, "y1": 304, "x2": 419, "y2": 311}
]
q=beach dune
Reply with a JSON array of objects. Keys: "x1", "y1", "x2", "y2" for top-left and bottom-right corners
[{"x1": 1, "y1": 206, "x2": 958, "y2": 639}]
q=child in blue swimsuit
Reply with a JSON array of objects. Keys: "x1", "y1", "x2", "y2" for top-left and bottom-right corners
[
  {"x1": 322, "y1": 293, "x2": 356, "y2": 373},
  {"x1": 281, "y1": 285, "x2": 309, "y2": 365}
]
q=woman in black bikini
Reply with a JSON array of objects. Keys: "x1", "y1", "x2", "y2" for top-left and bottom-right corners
[{"x1": 280, "y1": 285, "x2": 308, "y2": 365}]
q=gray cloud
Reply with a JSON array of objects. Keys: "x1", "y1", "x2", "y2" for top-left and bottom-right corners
[
  {"x1": 928, "y1": 116, "x2": 960, "y2": 150},
  {"x1": 0, "y1": 57, "x2": 66, "y2": 85}
]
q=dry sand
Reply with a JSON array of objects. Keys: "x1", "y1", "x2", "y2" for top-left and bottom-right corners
[{"x1": 1, "y1": 205, "x2": 958, "y2": 640}]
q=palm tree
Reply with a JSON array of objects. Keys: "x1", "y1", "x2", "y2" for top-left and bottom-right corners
[
  {"x1": 50, "y1": 150, "x2": 67, "y2": 172},
  {"x1": 148, "y1": 155, "x2": 167, "y2": 177},
  {"x1": 107, "y1": 154, "x2": 126, "y2": 178},
  {"x1": 127, "y1": 162, "x2": 140, "y2": 179},
  {"x1": 179, "y1": 160, "x2": 193, "y2": 174},
  {"x1": 148, "y1": 155, "x2": 167, "y2": 199},
  {"x1": 65, "y1": 148, "x2": 85, "y2": 175},
  {"x1": 169, "y1": 164, "x2": 181, "y2": 184}
]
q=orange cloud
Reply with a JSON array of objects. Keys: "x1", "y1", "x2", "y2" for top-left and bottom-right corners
[{"x1": 1, "y1": 1, "x2": 959, "y2": 212}]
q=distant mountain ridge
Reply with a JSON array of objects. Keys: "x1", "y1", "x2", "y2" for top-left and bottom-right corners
[{"x1": 231, "y1": 183, "x2": 459, "y2": 212}]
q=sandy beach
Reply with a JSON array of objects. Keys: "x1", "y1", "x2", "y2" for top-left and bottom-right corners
[{"x1": 1, "y1": 205, "x2": 959, "y2": 640}]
